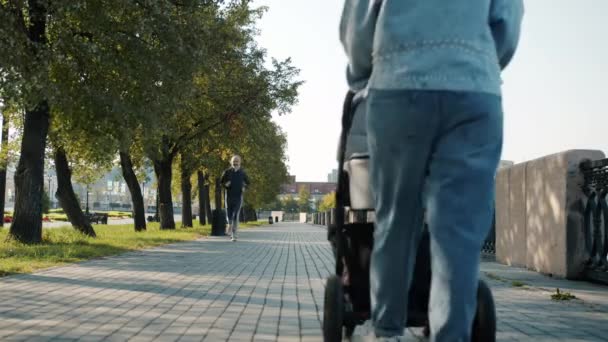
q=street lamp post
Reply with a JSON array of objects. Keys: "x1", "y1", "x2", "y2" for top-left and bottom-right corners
[
  {"x1": 85, "y1": 185, "x2": 90, "y2": 214},
  {"x1": 47, "y1": 172, "x2": 52, "y2": 208}
]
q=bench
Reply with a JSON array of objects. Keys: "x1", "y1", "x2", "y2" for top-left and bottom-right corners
[
  {"x1": 86, "y1": 212, "x2": 108, "y2": 224},
  {"x1": 147, "y1": 215, "x2": 160, "y2": 222}
]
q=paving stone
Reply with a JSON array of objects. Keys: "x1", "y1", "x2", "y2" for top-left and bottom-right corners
[{"x1": 1, "y1": 223, "x2": 607, "y2": 341}]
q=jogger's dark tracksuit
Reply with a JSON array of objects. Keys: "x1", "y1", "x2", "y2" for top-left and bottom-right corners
[{"x1": 220, "y1": 167, "x2": 250, "y2": 238}]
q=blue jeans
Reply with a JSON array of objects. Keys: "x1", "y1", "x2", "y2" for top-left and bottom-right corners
[{"x1": 366, "y1": 90, "x2": 502, "y2": 341}]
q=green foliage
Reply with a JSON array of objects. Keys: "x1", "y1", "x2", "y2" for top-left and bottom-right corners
[
  {"x1": 237, "y1": 122, "x2": 291, "y2": 208},
  {"x1": 1, "y1": 0, "x2": 302, "y2": 230},
  {"x1": 298, "y1": 185, "x2": 311, "y2": 213},
  {"x1": 551, "y1": 288, "x2": 576, "y2": 301},
  {"x1": 46, "y1": 213, "x2": 68, "y2": 221},
  {"x1": 107, "y1": 211, "x2": 133, "y2": 218},
  {"x1": 2, "y1": 0, "x2": 207, "y2": 113},
  {"x1": 45, "y1": 211, "x2": 133, "y2": 220},
  {"x1": 0, "y1": 110, "x2": 24, "y2": 171},
  {"x1": 318, "y1": 192, "x2": 336, "y2": 212},
  {"x1": 282, "y1": 195, "x2": 298, "y2": 213},
  {"x1": 265, "y1": 198, "x2": 284, "y2": 211},
  {"x1": 136, "y1": 1, "x2": 301, "y2": 225}
]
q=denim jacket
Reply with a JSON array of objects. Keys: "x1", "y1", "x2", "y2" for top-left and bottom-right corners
[{"x1": 340, "y1": 0, "x2": 524, "y2": 95}]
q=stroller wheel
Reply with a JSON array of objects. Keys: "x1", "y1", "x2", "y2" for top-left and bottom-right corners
[
  {"x1": 472, "y1": 279, "x2": 496, "y2": 342},
  {"x1": 323, "y1": 275, "x2": 345, "y2": 342}
]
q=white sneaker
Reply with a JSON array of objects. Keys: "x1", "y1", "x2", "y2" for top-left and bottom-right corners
[
  {"x1": 350, "y1": 321, "x2": 421, "y2": 342},
  {"x1": 231, "y1": 237, "x2": 236, "y2": 242}
]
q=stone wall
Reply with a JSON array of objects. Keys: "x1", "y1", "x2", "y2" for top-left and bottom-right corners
[{"x1": 495, "y1": 150, "x2": 605, "y2": 278}]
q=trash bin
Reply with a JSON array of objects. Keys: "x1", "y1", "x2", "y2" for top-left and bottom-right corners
[
  {"x1": 268, "y1": 216, "x2": 273, "y2": 224},
  {"x1": 211, "y1": 209, "x2": 227, "y2": 236}
]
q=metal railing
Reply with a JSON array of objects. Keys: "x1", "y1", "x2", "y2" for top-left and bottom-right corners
[
  {"x1": 580, "y1": 159, "x2": 608, "y2": 284},
  {"x1": 311, "y1": 208, "x2": 497, "y2": 259},
  {"x1": 481, "y1": 212, "x2": 496, "y2": 259},
  {"x1": 311, "y1": 210, "x2": 334, "y2": 226}
]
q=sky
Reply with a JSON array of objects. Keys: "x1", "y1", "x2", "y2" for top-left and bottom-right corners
[{"x1": 254, "y1": 0, "x2": 608, "y2": 182}]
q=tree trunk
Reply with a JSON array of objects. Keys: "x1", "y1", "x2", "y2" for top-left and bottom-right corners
[
  {"x1": 211, "y1": 176, "x2": 226, "y2": 236},
  {"x1": 214, "y1": 177, "x2": 222, "y2": 210},
  {"x1": 180, "y1": 158, "x2": 193, "y2": 228},
  {"x1": 54, "y1": 147, "x2": 96, "y2": 237},
  {"x1": 9, "y1": 102, "x2": 50, "y2": 243},
  {"x1": 155, "y1": 185, "x2": 160, "y2": 221},
  {"x1": 8, "y1": 2, "x2": 49, "y2": 243},
  {"x1": 0, "y1": 115, "x2": 9, "y2": 227},
  {"x1": 204, "y1": 183, "x2": 212, "y2": 224},
  {"x1": 197, "y1": 170, "x2": 206, "y2": 226},
  {"x1": 153, "y1": 158, "x2": 175, "y2": 229},
  {"x1": 119, "y1": 151, "x2": 146, "y2": 231}
]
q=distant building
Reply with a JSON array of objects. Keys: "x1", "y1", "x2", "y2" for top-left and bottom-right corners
[
  {"x1": 327, "y1": 169, "x2": 338, "y2": 183},
  {"x1": 278, "y1": 175, "x2": 336, "y2": 210}
]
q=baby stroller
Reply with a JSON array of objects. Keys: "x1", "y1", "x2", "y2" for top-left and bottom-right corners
[{"x1": 323, "y1": 91, "x2": 496, "y2": 341}]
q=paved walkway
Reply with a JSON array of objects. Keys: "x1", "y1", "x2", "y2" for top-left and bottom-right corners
[{"x1": 0, "y1": 223, "x2": 606, "y2": 341}]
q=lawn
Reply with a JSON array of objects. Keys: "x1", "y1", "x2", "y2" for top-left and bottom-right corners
[
  {"x1": 0, "y1": 220, "x2": 266, "y2": 277},
  {"x1": 46, "y1": 209, "x2": 134, "y2": 220},
  {"x1": 7, "y1": 209, "x2": 135, "y2": 222}
]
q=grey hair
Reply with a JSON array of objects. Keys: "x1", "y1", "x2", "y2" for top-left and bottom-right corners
[{"x1": 231, "y1": 155, "x2": 241, "y2": 163}]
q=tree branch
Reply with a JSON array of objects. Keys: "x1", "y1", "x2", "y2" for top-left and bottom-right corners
[
  {"x1": 8, "y1": 0, "x2": 28, "y2": 38},
  {"x1": 170, "y1": 111, "x2": 236, "y2": 156}
]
